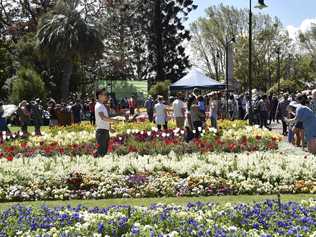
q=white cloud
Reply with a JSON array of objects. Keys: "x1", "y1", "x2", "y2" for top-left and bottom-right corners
[{"x1": 286, "y1": 18, "x2": 316, "y2": 40}]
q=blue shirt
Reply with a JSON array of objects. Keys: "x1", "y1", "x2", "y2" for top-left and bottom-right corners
[
  {"x1": 144, "y1": 99, "x2": 154, "y2": 111},
  {"x1": 198, "y1": 101, "x2": 205, "y2": 112},
  {"x1": 296, "y1": 105, "x2": 316, "y2": 142}
]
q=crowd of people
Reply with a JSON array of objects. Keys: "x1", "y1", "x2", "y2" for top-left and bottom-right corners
[
  {"x1": 141, "y1": 88, "x2": 316, "y2": 154},
  {"x1": 1, "y1": 87, "x2": 316, "y2": 155},
  {"x1": 0, "y1": 97, "x2": 98, "y2": 136}
]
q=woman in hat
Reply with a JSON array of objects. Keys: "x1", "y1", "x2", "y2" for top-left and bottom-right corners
[{"x1": 286, "y1": 99, "x2": 316, "y2": 154}]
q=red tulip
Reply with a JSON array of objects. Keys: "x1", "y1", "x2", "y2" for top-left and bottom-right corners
[
  {"x1": 255, "y1": 135, "x2": 262, "y2": 140},
  {"x1": 6, "y1": 155, "x2": 13, "y2": 161}
]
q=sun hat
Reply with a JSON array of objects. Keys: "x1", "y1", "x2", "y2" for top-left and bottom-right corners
[
  {"x1": 289, "y1": 101, "x2": 299, "y2": 108},
  {"x1": 312, "y1": 89, "x2": 316, "y2": 99}
]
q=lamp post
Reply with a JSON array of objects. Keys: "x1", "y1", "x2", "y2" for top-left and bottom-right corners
[
  {"x1": 225, "y1": 37, "x2": 236, "y2": 117},
  {"x1": 248, "y1": 0, "x2": 268, "y2": 124},
  {"x1": 275, "y1": 47, "x2": 281, "y2": 95},
  {"x1": 215, "y1": 51, "x2": 220, "y2": 82}
]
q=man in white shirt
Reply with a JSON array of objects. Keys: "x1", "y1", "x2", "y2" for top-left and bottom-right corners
[
  {"x1": 172, "y1": 93, "x2": 185, "y2": 128},
  {"x1": 95, "y1": 88, "x2": 114, "y2": 156},
  {"x1": 154, "y1": 96, "x2": 168, "y2": 130}
]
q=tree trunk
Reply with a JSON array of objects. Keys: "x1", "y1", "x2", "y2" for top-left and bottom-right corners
[
  {"x1": 153, "y1": 0, "x2": 164, "y2": 82},
  {"x1": 61, "y1": 60, "x2": 73, "y2": 101}
]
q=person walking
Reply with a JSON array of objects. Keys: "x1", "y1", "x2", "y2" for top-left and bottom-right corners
[
  {"x1": 209, "y1": 93, "x2": 218, "y2": 129},
  {"x1": 0, "y1": 101, "x2": 10, "y2": 134},
  {"x1": 154, "y1": 96, "x2": 167, "y2": 130},
  {"x1": 71, "y1": 99, "x2": 82, "y2": 124},
  {"x1": 128, "y1": 96, "x2": 137, "y2": 116},
  {"x1": 172, "y1": 93, "x2": 186, "y2": 128},
  {"x1": 89, "y1": 98, "x2": 96, "y2": 125},
  {"x1": 286, "y1": 100, "x2": 316, "y2": 154},
  {"x1": 18, "y1": 100, "x2": 31, "y2": 135},
  {"x1": 144, "y1": 96, "x2": 155, "y2": 122},
  {"x1": 30, "y1": 99, "x2": 43, "y2": 135},
  {"x1": 48, "y1": 100, "x2": 58, "y2": 127},
  {"x1": 276, "y1": 93, "x2": 290, "y2": 136},
  {"x1": 191, "y1": 100, "x2": 203, "y2": 138},
  {"x1": 270, "y1": 95, "x2": 279, "y2": 124},
  {"x1": 238, "y1": 94, "x2": 247, "y2": 120},
  {"x1": 227, "y1": 95, "x2": 235, "y2": 120},
  {"x1": 95, "y1": 88, "x2": 114, "y2": 156},
  {"x1": 258, "y1": 95, "x2": 271, "y2": 130}
]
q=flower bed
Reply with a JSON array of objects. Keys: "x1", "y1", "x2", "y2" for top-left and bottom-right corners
[
  {"x1": 111, "y1": 126, "x2": 280, "y2": 155},
  {"x1": 0, "y1": 125, "x2": 281, "y2": 159},
  {"x1": 0, "y1": 145, "x2": 315, "y2": 201},
  {"x1": 1, "y1": 200, "x2": 316, "y2": 236}
]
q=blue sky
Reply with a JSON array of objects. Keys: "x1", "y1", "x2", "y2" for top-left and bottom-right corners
[{"x1": 189, "y1": 0, "x2": 316, "y2": 29}]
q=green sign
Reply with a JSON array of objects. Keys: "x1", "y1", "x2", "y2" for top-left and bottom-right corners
[{"x1": 98, "y1": 80, "x2": 148, "y2": 100}]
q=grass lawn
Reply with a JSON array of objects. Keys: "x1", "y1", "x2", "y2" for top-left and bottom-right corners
[
  {"x1": 8, "y1": 125, "x2": 50, "y2": 134},
  {"x1": 0, "y1": 194, "x2": 315, "y2": 211}
]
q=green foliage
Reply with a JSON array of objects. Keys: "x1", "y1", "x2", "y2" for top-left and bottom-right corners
[
  {"x1": 36, "y1": 0, "x2": 105, "y2": 99},
  {"x1": 268, "y1": 79, "x2": 304, "y2": 95},
  {"x1": 190, "y1": 4, "x2": 292, "y2": 92},
  {"x1": 147, "y1": 0, "x2": 196, "y2": 83},
  {"x1": 15, "y1": 33, "x2": 41, "y2": 67},
  {"x1": 0, "y1": 40, "x2": 14, "y2": 98},
  {"x1": 149, "y1": 80, "x2": 171, "y2": 99},
  {"x1": 37, "y1": 0, "x2": 104, "y2": 59},
  {"x1": 10, "y1": 67, "x2": 46, "y2": 104}
]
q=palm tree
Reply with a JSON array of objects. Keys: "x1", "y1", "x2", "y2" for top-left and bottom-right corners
[{"x1": 37, "y1": 0, "x2": 104, "y2": 99}]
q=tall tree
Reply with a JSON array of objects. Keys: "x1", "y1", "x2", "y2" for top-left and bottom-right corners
[
  {"x1": 190, "y1": 4, "x2": 292, "y2": 91},
  {"x1": 98, "y1": 0, "x2": 196, "y2": 85},
  {"x1": 36, "y1": 0, "x2": 105, "y2": 99},
  {"x1": 148, "y1": 0, "x2": 197, "y2": 84},
  {"x1": 0, "y1": 38, "x2": 13, "y2": 98},
  {"x1": 0, "y1": 0, "x2": 56, "y2": 41}
]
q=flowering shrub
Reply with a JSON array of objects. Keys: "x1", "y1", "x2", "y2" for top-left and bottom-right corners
[
  {"x1": 0, "y1": 145, "x2": 315, "y2": 201},
  {"x1": 1, "y1": 200, "x2": 316, "y2": 236}
]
